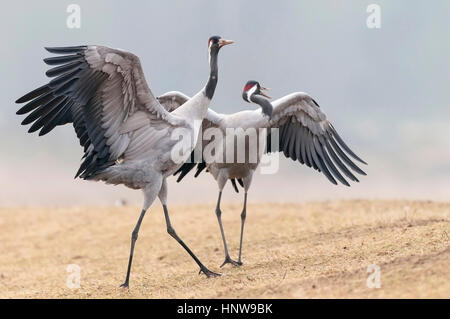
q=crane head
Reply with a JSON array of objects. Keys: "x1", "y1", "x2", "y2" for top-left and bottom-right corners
[
  {"x1": 242, "y1": 80, "x2": 271, "y2": 103},
  {"x1": 208, "y1": 36, "x2": 234, "y2": 51}
]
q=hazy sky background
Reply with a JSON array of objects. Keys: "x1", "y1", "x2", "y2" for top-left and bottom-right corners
[{"x1": 1, "y1": 0, "x2": 449, "y2": 206}]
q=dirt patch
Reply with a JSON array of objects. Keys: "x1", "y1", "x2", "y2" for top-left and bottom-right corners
[{"x1": 0, "y1": 200, "x2": 448, "y2": 298}]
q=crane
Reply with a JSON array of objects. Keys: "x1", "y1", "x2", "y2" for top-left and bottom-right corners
[
  {"x1": 158, "y1": 81, "x2": 367, "y2": 267},
  {"x1": 15, "y1": 36, "x2": 234, "y2": 288}
]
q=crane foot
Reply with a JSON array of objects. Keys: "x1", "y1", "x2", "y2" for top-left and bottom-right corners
[
  {"x1": 199, "y1": 267, "x2": 221, "y2": 278},
  {"x1": 220, "y1": 256, "x2": 242, "y2": 268}
]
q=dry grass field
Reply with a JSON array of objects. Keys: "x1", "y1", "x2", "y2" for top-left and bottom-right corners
[{"x1": 0, "y1": 200, "x2": 448, "y2": 298}]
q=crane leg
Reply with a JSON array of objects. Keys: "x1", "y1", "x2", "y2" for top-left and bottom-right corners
[
  {"x1": 120, "y1": 208, "x2": 148, "y2": 288},
  {"x1": 120, "y1": 179, "x2": 161, "y2": 288},
  {"x1": 159, "y1": 178, "x2": 220, "y2": 278},
  {"x1": 237, "y1": 192, "x2": 248, "y2": 265},
  {"x1": 163, "y1": 205, "x2": 220, "y2": 278},
  {"x1": 236, "y1": 172, "x2": 253, "y2": 266},
  {"x1": 216, "y1": 190, "x2": 241, "y2": 267}
]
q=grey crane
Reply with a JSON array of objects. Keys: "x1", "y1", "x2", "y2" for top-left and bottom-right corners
[
  {"x1": 158, "y1": 81, "x2": 367, "y2": 267},
  {"x1": 15, "y1": 36, "x2": 234, "y2": 287}
]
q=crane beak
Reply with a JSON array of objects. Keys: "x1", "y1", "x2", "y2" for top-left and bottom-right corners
[
  {"x1": 218, "y1": 39, "x2": 234, "y2": 48},
  {"x1": 259, "y1": 86, "x2": 271, "y2": 99}
]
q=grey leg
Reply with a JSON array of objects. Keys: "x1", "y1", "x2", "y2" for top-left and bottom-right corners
[
  {"x1": 163, "y1": 204, "x2": 220, "y2": 277},
  {"x1": 237, "y1": 192, "x2": 248, "y2": 265},
  {"x1": 236, "y1": 172, "x2": 253, "y2": 266},
  {"x1": 120, "y1": 179, "x2": 161, "y2": 288},
  {"x1": 158, "y1": 178, "x2": 219, "y2": 278},
  {"x1": 216, "y1": 191, "x2": 240, "y2": 267},
  {"x1": 120, "y1": 208, "x2": 147, "y2": 288}
]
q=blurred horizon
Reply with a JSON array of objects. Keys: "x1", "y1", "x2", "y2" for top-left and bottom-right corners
[{"x1": 1, "y1": 0, "x2": 449, "y2": 206}]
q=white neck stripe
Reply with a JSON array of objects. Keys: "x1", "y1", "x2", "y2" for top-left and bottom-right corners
[{"x1": 246, "y1": 84, "x2": 258, "y2": 103}]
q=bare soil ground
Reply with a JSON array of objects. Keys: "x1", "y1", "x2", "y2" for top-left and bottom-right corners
[{"x1": 0, "y1": 200, "x2": 448, "y2": 298}]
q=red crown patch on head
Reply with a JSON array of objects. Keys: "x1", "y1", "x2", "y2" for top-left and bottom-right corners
[{"x1": 244, "y1": 83, "x2": 255, "y2": 92}]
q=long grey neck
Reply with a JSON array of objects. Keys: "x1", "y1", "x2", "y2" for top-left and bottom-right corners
[
  {"x1": 251, "y1": 95, "x2": 273, "y2": 118},
  {"x1": 205, "y1": 48, "x2": 219, "y2": 100}
]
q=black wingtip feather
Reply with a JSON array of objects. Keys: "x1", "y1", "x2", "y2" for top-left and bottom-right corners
[
  {"x1": 321, "y1": 136, "x2": 359, "y2": 183},
  {"x1": 330, "y1": 124, "x2": 367, "y2": 165},
  {"x1": 309, "y1": 139, "x2": 337, "y2": 185},
  {"x1": 176, "y1": 171, "x2": 189, "y2": 183},
  {"x1": 327, "y1": 132, "x2": 366, "y2": 176},
  {"x1": 313, "y1": 137, "x2": 349, "y2": 186},
  {"x1": 16, "y1": 84, "x2": 50, "y2": 105},
  {"x1": 173, "y1": 163, "x2": 196, "y2": 182},
  {"x1": 46, "y1": 61, "x2": 81, "y2": 77},
  {"x1": 45, "y1": 46, "x2": 87, "y2": 54},
  {"x1": 194, "y1": 163, "x2": 206, "y2": 178},
  {"x1": 43, "y1": 54, "x2": 83, "y2": 66},
  {"x1": 38, "y1": 127, "x2": 52, "y2": 136},
  {"x1": 231, "y1": 179, "x2": 239, "y2": 193}
]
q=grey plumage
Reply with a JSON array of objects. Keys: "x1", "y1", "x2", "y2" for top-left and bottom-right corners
[
  {"x1": 162, "y1": 87, "x2": 367, "y2": 267},
  {"x1": 170, "y1": 91, "x2": 366, "y2": 187},
  {"x1": 15, "y1": 37, "x2": 233, "y2": 287},
  {"x1": 16, "y1": 45, "x2": 187, "y2": 179}
]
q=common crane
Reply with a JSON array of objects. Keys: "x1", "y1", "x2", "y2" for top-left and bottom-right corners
[
  {"x1": 158, "y1": 81, "x2": 367, "y2": 267},
  {"x1": 15, "y1": 36, "x2": 234, "y2": 287}
]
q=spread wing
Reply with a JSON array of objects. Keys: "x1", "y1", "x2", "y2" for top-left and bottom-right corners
[
  {"x1": 157, "y1": 91, "x2": 190, "y2": 112},
  {"x1": 265, "y1": 92, "x2": 367, "y2": 186},
  {"x1": 16, "y1": 45, "x2": 184, "y2": 178}
]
